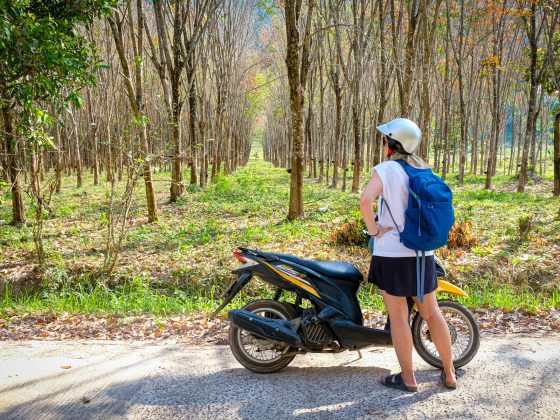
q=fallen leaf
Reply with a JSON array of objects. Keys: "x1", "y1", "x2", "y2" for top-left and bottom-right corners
[
  {"x1": 61, "y1": 365, "x2": 72, "y2": 369},
  {"x1": 368, "y1": 409, "x2": 384, "y2": 415}
]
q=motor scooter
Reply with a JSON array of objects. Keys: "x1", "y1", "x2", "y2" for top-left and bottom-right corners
[{"x1": 210, "y1": 247, "x2": 480, "y2": 373}]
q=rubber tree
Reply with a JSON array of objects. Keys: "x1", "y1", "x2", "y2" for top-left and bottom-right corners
[
  {"x1": 445, "y1": 0, "x2": 468, "y2": 184},
  {"x1": 516, "y1": 0, "x2": 559, "y2": 192},
  {"x1": 108, "y1": 0, "x2": 158, "y2": 222},
  {"x1": 544, "y1": 30, "x2": 560, "y2": 196},
  {"x1": 484, "y1": 0, "x2": 508, "y2": 190},
  {"x1": 284, "y1": 0, "x2": 315, "y2": 220}
]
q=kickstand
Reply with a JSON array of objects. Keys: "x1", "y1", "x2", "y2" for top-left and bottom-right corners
[{"x1": 340, "y1": 350, "x2": 362, "y2": 366}]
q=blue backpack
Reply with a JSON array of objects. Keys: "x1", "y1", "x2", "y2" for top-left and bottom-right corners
[{"x1": 381, "y1": 159, "x2": 454, "y2": 303}]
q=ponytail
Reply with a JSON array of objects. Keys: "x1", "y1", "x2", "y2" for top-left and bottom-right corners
[
  {"x1": 388, "y1": 150, "x2": 430, "y2": 169},
  {"x1": 386, "y1": 137, "x2": 429, "y2": 168}
]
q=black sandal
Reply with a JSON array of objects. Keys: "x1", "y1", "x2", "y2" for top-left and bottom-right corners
[
  {"x1": 441, "y1": 370, "x2": 457, "y2": 389},
  {"x1": 381, "y1": 373, "x2": 418, "y2": 392}
]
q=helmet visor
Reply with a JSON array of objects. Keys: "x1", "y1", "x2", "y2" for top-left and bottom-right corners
[{"x1": 376, "y1": 124, "x2": 391, "y2": 137}]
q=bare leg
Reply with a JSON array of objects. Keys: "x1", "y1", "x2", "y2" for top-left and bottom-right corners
[
  {"x1": 414, "y1": 292, "x2": 456, "y2": 383},
  {"x1": 381, "y1": 290, "x2": 417, "y2": 387}
]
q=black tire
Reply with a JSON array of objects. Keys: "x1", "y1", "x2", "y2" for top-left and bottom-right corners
[
  {"x1": 412, "y1": 299, "x2": 480, "y2": 369},
  {"x1": 229, "y1": 299, "x2": 297, "y2": 373}
]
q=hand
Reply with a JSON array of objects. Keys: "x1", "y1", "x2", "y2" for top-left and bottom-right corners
[{"x1": 371, "y1": 224, "x2": 393, "y2": 239}]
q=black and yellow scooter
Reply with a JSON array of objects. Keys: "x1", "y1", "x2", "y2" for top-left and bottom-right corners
[{"x1": 211, "y1": 247, "x2": 480, "y2": 373}]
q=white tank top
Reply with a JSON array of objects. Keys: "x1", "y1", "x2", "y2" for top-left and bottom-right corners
[{"x1": 371, "y1": 160, "x2": 434, "y2": 257}]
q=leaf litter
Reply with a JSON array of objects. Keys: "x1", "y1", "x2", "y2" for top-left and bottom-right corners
[{"x1": 1, "y1": 308, "x2": 558, "y2": 343}]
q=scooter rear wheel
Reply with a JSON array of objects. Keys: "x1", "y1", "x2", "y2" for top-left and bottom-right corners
[
  {"x1": 229, "y1": 299, "x2": 297, "y2": 373},
  {"x1": 412, "y1": 299, "x2": 480, "y2": 369}
]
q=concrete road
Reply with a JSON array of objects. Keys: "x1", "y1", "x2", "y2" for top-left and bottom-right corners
[{"x1": 1, "y1": 335, "x2": 559, "y2": 419}]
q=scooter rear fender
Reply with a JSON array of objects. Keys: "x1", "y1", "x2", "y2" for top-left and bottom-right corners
[
  {"x1": 209, "y1": 272, "x2": 252, "y2": 319},
  {"x1": 436, "y1": 280, "x2": 468, "y2": 298}
]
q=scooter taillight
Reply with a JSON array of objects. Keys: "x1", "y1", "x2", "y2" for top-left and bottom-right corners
[{"x1": 233, "y1": 251, "x2": 247, "y2": 263}]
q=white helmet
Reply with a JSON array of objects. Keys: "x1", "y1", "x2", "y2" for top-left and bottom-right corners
[{"x1": 376, "y1": 118, "x2": 421, "y2": 154}]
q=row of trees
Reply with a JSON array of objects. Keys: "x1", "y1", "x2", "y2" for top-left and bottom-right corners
[
  {"x1": 1, "y1": 0, "x2": 260, "y2": 226},
  {"x1": 2, "y1": 0, "x2": 559, "y2": 229},
  {"x1": 267, "y1": 0, "x2": 560, "y2": 219}
]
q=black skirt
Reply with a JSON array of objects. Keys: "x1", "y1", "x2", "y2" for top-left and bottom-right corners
[{"x1": 367, "y1": 255, "x2": 438, "y2": 297}]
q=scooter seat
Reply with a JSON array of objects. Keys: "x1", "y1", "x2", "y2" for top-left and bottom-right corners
[{"x1": 273, "y1": 254, "x2": 364, "y2": 283}]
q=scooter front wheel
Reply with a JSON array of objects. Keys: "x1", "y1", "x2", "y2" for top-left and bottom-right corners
[
  {"x1": 412, "y1": 299, "x2": 480, "y2": 369},
  {"x1": 229, "y1": 299, "x2": 297, "y2": 373}
]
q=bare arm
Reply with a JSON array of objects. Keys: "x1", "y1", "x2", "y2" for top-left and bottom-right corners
[{"x1": 359, "y1": 170, "x2": 393, "y2": 237}]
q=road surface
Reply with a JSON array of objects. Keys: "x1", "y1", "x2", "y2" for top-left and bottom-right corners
[{"x1": 1, "y1": 335, "x2": 559, "y2": 419}]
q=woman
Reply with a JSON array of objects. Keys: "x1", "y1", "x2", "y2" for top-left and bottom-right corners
[{"x1": 359, "y1": 118, "x2": 456, "y2": 392}]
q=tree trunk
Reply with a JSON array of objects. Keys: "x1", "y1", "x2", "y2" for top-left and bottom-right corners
[
  {"x1": 400, "y1": 0, "x2": 420, "y2": 116},
  {"x1": 85, "y1": 91, "x2": 100, "y2": 186},
  {"x1": 457, "y1": 64, "x2": 467, "y2": 183},
  {"x1": 53, "y1": 112, "x2": 63, "y2": 194},
  {"x1": 170, "y1": 77, "x2": 185, "y2": 200},
  {"x1": 518, "y1": 3, "x2": 538, "y2": 193},
  {"x1": 518, "y1": 83, "x2": 537, "y2": 192},
  {"x1": 2, "y1": 106, "x2": 26, "y2": 225},
  {"x1": 285, "y1": 0, "x2": 314, "y2": 220},
  {"x1": 418, "y1": 1, "x2": 442, "y2": 161},
  {"x1": 187, "y1": 57, "x2": 198, "y2": 186},
  {"x1": 553, "y1": 111, "x2": 560, "y2": 196},
  {"x1": 331, "y1": 82, "x2": 342, "y2": 189},
  {"x1": 508, "y1": 105, "x2": 516, "y2": 175},
  {"x1": 441, "y1": 23, "x2": 450, "y2": 180},
  {"x1": 318, "y1": 56, "x2": 325, "y2": 183},
  {"x1": 108, "y1": 4, "x2": 158, "y2": 222},
  {"x1": 446, "y1": 0, "x2": 467, "y2": 183},
  {"x1": 351, "y1": 100, "x2": 361, "y2": 193}
]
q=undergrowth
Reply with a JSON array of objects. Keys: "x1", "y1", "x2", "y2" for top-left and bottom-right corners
[
  {"x1": 3, "y1": 278, "x2": 558, "y2": 317},
  {"x1": 1, "y1": 148, "x2": 559, "y2": 316}
]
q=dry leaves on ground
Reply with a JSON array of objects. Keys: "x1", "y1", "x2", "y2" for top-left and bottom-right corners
[
  {"x1": 0, "y1": 310, "x2": 230, "y2": 344},
  {"x1": 0, "y1": 308, "x2": 558, "y2": 343}
]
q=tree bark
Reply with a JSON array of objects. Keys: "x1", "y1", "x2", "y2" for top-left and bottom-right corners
[
  {"x1": 374, "y1": 0, "x2": 390, "y2": 167},
  {"x1": 285, "y1": 0, "x2": 314, "y2": 220},
  {"x1": 553, "y1": 111, "x2": 560, "y2": 196},
  {"x1": 485, "y1": 6, "x2": 506, "y2": 191},
  {"x1": 108, "y1": 4, "x2": 158, "y2": 222},
  {"x1": 2, "y1": 106, "x2": 26, "y2": 225},
  {"x1": 518, "y1": 3, "x2": 538, "y2": 193},
  {"x1": 446, "y1": 0, "x2": 467, "y2": 183},
  {"x1": 186, "y1": 53, "x2": 198, "y2": 186},
  {"x1": 401, "y1": 0, "x2": 421, "y2": 116},
  {"x1": 419, "y1": 1, "x2": 442, "y2": 161}
]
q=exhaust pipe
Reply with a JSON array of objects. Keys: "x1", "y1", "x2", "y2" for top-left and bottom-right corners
[{"x1": 228, "y1": 309, "x2": 301, "y2": 345}]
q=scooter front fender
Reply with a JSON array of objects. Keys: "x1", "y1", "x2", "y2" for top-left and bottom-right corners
[{"x1": 436, "y1": 280, "x2": 468, "y2": 298}]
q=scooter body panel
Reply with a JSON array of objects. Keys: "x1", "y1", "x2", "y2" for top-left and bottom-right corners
[{"x1": 234, "y1": 251, "x2": 364, "y2": 325}]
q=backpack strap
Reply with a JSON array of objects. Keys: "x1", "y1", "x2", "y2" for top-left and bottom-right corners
[
  {"x1": 416, "y1": 250, "x2": 425, "y2": 304},
  {"x1": 380, "y1": 196, "x2": 402, "y2": 235}
]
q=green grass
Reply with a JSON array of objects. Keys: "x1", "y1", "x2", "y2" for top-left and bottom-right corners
[
  {"x1": 456, "y1": 282, "x2": 560, "y2": 312},
  {"x1": 2, "y1": 278, "x2": 557, "y2": 317},
  {"x1": 2, "y1": 279, "x2": 215, "y2": 316},
  {"x1": 0, "y1": 276, "x2": 273, "y2": 316},
  {"x1": 1, "y1": 147, "x2": 559, "y2": 317}
]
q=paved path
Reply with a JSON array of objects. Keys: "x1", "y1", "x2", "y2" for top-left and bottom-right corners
[{"x1": 1, "y1": 335, "x2": 559, "y2": 419}]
